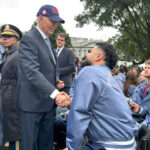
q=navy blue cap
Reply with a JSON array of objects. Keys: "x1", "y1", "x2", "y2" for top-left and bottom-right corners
[
  {"x1": 37, "y1": 4, "x2": 65, "y2": 23},
  {"x1": 1, "y1": 24, "x2": 22, "y2": 40}
]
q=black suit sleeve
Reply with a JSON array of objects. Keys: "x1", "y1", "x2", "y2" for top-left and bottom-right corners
[
  {"x1": 59, "y1": 50, "x2": 75, "y2": 76},
  {"x1": 19, "y1": 35, "x2": 56, "y2": 97}
]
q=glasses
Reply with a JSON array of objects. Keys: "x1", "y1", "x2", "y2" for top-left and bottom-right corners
[{"x1": 57, "y1": 39, "x2": 65, "y2": 42}]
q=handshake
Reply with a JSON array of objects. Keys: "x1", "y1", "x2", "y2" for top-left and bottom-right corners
[{"x1": 55, "y1": 92, "x2": 72, "y2": 108}]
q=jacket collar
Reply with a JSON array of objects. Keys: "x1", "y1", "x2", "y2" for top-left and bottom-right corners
[
  {"x1": 7, "y1": 44, "x2": 18, "y2": 55},
  {"x1": 33, "y1": 28, "x2": 57, "y2": 66}
]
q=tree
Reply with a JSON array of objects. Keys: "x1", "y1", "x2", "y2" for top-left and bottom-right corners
[
  {"x1": 50, "y1": 23, "x2": 72, "y2": 48},
  {"x1": 108, "y1": 32, "x2": 144, "y2": 62},
  {"x1": 75, "y1": 0, "x2": 150, "y2": 59},
  {"x1": 30, "y1": 21, "x2": 72, "y2": 48}
]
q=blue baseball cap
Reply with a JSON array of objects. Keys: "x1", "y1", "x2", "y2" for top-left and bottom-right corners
[{"x1": 37, "y1": 4, "x2": 65, "y2": 23}]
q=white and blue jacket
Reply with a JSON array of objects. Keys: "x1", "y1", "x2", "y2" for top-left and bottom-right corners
[
  {"x1": 67, "y1": 65, "x2": 138, "y2": 150},
  {"x1": 114, "y1": 73, "x2": 126, "y2": 91},
  {"x1": 132, "y1": 82, "x2": 150, "y2": 124},
  {"x1": 127, "y1": 84, "x2": 137, "y2": 98},
  {"x1": 132, "y1": 82, "x2": 147, "y2": 102}
]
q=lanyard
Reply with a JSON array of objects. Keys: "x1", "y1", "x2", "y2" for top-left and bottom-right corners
[{"x1": 143, "y1": 85, "x2": 150, "y2": 97}]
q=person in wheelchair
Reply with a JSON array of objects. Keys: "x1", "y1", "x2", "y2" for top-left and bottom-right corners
[{"x1": 66, "y1": 43, "x2": 138, "y2": 150}]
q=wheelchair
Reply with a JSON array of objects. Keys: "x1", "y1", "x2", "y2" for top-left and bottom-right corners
[{"x1": 136, "y1": 125, "x2": 150, "y2": 150}]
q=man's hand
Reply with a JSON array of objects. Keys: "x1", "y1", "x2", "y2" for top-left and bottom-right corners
[
  {"x1": 57, "y1": 80, "x2": 65, "y2": 90},
  {"x1": 55, "y1": 92, "x2": 71, "y2": 107},
  {"x1": 130, "y1": 102, "x2": 140, "y2": 113},
  {"x1": 61, "y1": 92, "x2": 72, "y2": 108},
  {"x1": 55, "y1": 92, "x2": 66, "y2": 107}
]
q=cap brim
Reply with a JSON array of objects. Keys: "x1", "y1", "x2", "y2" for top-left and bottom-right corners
[
  {"x1": 49, "y1": 16, "x2": 65, "y2": 24},
  {"x1": 2, "y1": 32, "x2": 20, "y2": 39}
]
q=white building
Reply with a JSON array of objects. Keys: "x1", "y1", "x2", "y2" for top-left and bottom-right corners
[{"x1": 70, "y1": 37, "x2": 102, "y2": 60}]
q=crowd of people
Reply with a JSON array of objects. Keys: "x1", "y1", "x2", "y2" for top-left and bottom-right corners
[{"x1": 0, "y1": 3, "x2": 150, "y2": 150}]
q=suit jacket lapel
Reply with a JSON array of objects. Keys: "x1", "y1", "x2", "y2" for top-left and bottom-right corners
[
  {"x1": 49, "y1": 40, "x2": 57, "y2": 61},
  {"x1": 33, "y1": 28, "x2": 56, "y2": 66},
  {"x1": 58, "y1": 47, "x2": 65, "y2": 59}
]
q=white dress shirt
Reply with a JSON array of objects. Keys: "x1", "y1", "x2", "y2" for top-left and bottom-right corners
[
  {"x1": 56, "y1": 46, "x2": 64, "y2": 57},
  {"x1": 36, "y1": 26, "x2": 59, "y2": 99}
]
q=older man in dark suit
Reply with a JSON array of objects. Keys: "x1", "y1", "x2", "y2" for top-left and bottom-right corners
[
  {"x1": 56, "y1": 33, "x2": 75, "y2": 94},
  {"x1": 18, "y1": 5, "x2": 69, "y2": 150}
]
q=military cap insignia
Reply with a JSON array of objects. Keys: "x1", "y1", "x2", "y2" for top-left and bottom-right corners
[
  {"x1": 1, "y1": 24, "x2": 22, "y2": 40},
  {"x1": 5, "y1": 25, "x2": 10, "y2": 30}
]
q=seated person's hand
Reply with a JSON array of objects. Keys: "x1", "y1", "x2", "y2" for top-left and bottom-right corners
[
  {"x1": 57, "y1": 80, "x2": 65, "y2": 90},
  {"x1": 130, "y1": 102, "x2": 139, "y2": 113}
]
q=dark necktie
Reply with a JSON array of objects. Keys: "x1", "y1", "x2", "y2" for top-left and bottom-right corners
[
  {"x1": 45, "y1": 38, "x2": 56, "y2": 64},
  {"x1": 56, "y1": 48, "x2": 60, "y2": 57}
]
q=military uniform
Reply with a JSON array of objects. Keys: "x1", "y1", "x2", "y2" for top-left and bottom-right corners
[{"x1": 0, "y1": 24, "x2": 22, "y2": 150}]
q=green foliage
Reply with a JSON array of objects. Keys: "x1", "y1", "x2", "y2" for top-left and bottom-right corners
[
  {"x1": 76, "y1": 0, "x2": 150, "y2": 60},
  {"x1": 30, "y1": 21, "x2": 37, "y2": 31},
  {"x1": 30, "y1": 21, "x2": 72, "y2": 48},
  {"x1": 108, "y1": 33, "x2": 144, "y2": 62},
  {"x1": 49, "y1": 23, "x2": 72, "y2": 48}
]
